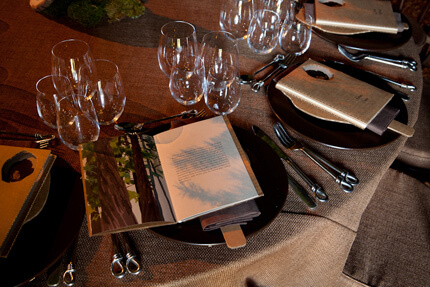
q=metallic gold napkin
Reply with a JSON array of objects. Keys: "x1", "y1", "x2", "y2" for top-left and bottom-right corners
[
  {"x1": 298, "y1": 0, "x2": 404, "y2": 35},
  {"x1": 315, "y1": 0, "x2": 398, "y2": 34},
  {"x1": 275, "y1": 59, "x2": 414, "y2": 137}
]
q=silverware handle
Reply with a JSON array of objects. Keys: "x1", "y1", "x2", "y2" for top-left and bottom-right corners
[
  {"x1": 284, "y1": 157, "x2": 328, "y2": 202},
  {"x1": 122, "y1": 232, "x2": 142, "y2": 275},
  {"x1": 252, "y1": 65, "x2": 283, "y2": 92},
  {"x1": 138, "y1": 110, "x2": 197, "y2": 127},
  {"x1": 366, "y1": 55, "x2": 417, "y2": 71},
  {"x1": 303, "y1": 147, "x2": 359, "y2": 187},
  {"x1": 111, "y1": 234, "x2": 127, "y2": 278},
  {"x1": 253, "y1": 54, "x2": 285, "y2": 75},
  {"x1": 301, "y1": 147, "x2": 354, "y2": 193},
  {"x1": 63, "y1": 263, "x2": 76, "y2": 286}
]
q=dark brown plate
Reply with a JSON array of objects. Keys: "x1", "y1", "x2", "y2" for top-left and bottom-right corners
[
  {"x1": 313, "y1": 14, "x2": 412, "y2": 52},
  {"x1": 149, "y1": 126, "x2": 288, "y2": 246},
  {"x1": 267, "y1": 61, "x2": 409, "y2": 150},
  {"x1": 0, "y1": 158, "x2": 85, "y2": 286}
]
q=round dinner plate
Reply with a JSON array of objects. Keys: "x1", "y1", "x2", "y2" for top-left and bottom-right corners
[
  {"x1": 0, "y1": 158, "x2": 85, "y2": 286},
  {"x1": 313, "y1": 14, "x2": 412, "y2": 52},
  {"x1": 150, "y1": 126, "x2": 289, "y2": 246},
  {"x1": 267, "y1": 61, "x2": 409, "y2": 150}
]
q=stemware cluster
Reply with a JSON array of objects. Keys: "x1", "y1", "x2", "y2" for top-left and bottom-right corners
[
  {"x1": 36, "y1": 39, "x2": 126, "y2": 150},
  {"x1": 220, "y1": 0, "x2": 313, "y2": 56},
  {"x1": 158, "y1": 22, "x2": 241, "y2": 115}
]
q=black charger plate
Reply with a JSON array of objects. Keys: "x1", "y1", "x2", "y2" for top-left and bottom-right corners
[
  {"x1": 150, "y1": 126, "x2": 289, "y2": 246},
  {"x1": 0, "y1": 158, "x2": 85, "y2": 286}
]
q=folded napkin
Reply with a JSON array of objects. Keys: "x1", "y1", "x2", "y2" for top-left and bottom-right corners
[
  {"x1": 199, "y1": 200, "x2": 261, "y2": 232},
  {"x1": 299, "y1": 1, "x2": 406, "y2": 35},
  {"x1": 275, "y1": 59, "x2": 414, "y2": 137}
]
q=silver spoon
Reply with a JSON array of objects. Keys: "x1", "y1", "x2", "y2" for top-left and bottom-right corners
[{"x1": 239, "y1": 54, "x2": 285, "y2": 85}]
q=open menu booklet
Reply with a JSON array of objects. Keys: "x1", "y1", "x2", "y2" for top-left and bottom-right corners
[{"x1": 80, "y1": 116, "x2": 263, "y2": 236}]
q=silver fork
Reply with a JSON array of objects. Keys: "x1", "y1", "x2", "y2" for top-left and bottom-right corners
[
  {"x1": 251, "y1": 53, "x2": 296, "y2": 92},
  {"x1": 273, "y1": 122, "x2": 359, "y2": 193}
]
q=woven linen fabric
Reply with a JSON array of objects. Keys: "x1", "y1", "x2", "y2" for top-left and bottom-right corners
[
  {"x1": 396, "y1": 78, "x2": 430, "y2": 169},
  {"x1": 342, "y1": 168, "x2": 430, "y2": 287},
  {"x1": 0, "y1": 0, "x2": 424, "y2": 286}
]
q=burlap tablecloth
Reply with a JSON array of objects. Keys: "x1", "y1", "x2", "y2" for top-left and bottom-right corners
[{"x1": 0, "y1": 1, "x2": 423, "y2": 286}]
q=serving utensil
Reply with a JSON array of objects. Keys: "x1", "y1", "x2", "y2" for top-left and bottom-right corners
[
  {"x1": 252, "y1": 125, "x2": 328, "y2": 203},
  {"x1": 239, "y1": 54, "x2": 285, "y2": 85},
  {"x1": 114, "y1": 109, "x2": 206, "y2": 133},
  {"x1": 273, "y1": 122, "x2": 358, "y2": 193},
  {"x1": 251, "y1": 54, "x2": 296, "y2": 92},
  {"x1": 338, "y1": 45, "x2": 417, "y2": 71}
]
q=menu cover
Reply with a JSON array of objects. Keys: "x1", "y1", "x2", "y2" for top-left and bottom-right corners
[
  {"x1": 314, "y1": 0, "x2": 398, "y2": 34},
  {"x1": 0, "y1": 146, "x2": 56, "y2": 258},
  {"x1": 79, "y1": 116, "x2": 263, "y2": 236}
]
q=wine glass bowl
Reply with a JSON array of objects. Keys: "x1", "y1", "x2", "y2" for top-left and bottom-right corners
[
  {"x1": 279, "y1": 14, "x2": 312, "y2": 56},
  {"x1": 205, "y1": 63, "x2": 241, "y2": 115},
  {"x1": 56, "y1": 94, "x2": 100, "y2": 151},
  {"x1": 36, "y1": 75, "x2": 73, "y2": 129},
  {"x1": 247, "y1": 9, "x2": 281, "y2": 54},
  {"x1": 219, "y1": 0, "x2": 254, "y2": 40},
  {"x1": 157, "y1": 21, "x2": 198, "y2": 77},
  {"x1": 51, "y1": 39, "x2": 94, "y2": 92},
  {"x1": 78, "y1": 59, "x2": 126, "y2": 125},
  {"x1": 169, "y1": 55, "x2": 205, "y2": 106},
  {"x1": 200, "y1": 31, "x2": 240, "y2": 77}
]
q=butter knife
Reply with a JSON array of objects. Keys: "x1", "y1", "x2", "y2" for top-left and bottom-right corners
[{"x1": 252, "y1": 125, "x2": 320, "y2": 208}]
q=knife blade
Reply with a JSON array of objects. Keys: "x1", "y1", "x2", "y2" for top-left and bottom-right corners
[{"x1": 252, "y1": 125, "x2": 318, "y2": 209}]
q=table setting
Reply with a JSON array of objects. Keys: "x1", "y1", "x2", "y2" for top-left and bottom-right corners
[{"x1": 0, "y1": 0, "x2": 425, "y2": 286}]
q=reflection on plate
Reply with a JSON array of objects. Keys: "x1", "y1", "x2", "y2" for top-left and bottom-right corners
[
  {"x1": 150, "y1": 126, "x2": 288, "y2": 246},
  {"x1": 267, "y1": 62, "x2": 409, "y2": 150},
  {"x1": 24, "y1": 173, "x2": 51, "y2": 223},
  {"x1": 0, "y1": 158, "x2": 85, "y2": 286},
  {"x1": 313, "y1": 14, "x2": 412, "y2": 52}
]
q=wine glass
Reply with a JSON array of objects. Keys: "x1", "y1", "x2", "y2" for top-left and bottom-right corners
[
  {"x1": 78, "y1": 59, "x2": 126, "y2": 125},
  {"x1": 169, "y1": 55, "x2": 205, "y2": 105},
  {"x1": 205, "y1": 62, "x2": 241, "y2": 115},
  {"x1": 200, "y1": 31, "x2": 240, "y2": 77},
  {"x1": 247, "y1": 9, "x2": 281, "y2": 54},
  {"x1": 219, "y1": 0, "x2": 254, "y2": 39},
  {"x1": 36, "y1": 75, "x2": 73, "y2": 129},
  {"x1": 278, "y1": 13, "x2": 312, "y2": 56},
  {"x1": 157, "y1": 21, "x2": 198, "y2": 77},
  {"x1": 51, "y1": 39, "x2": 95, "y2": 93},
  {"x1": 255, "y1": 0, "x2": 290, "y2": 20},
  {"x1": 56, "y1": 94, "x2": 100, "y2": 151}
]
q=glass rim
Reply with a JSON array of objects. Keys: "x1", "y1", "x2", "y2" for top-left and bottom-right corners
[
  {"x1": 160, "y1": 21, "x2": 196, "y2": 37},
  {"x1": 82, "y1": 59, "x2": 120, "y2": 77},
  {"x1": 51, "y1": 39, "x2": 91, "y2": 58},
  {"x1": 36, "y1": 74, "x2": 71, "y2": 94},
  {"x1": 202, "y1": 31, "x2": 238, "y2": 43}
]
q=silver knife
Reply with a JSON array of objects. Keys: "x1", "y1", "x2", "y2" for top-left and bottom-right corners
[{"x1": 252, "y1": 125, "x2": 319, "y2": 208}]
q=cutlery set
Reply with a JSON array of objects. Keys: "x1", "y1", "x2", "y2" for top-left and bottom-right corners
[
  {"x1": 110, "y1": 233, "x2": 142, "y2": 279},
  {"x1": 0, "y1": 131, "x2": 55, "y2": 148},
  {"x1": 253, "y1": 123, "x2": 359, "y2": 208},
  {"x1": 114, "y1": 109, "x2": 206, "y2": 134},
  {"x1": 337, "y1": 45, "x2": 417, "y2": 72}
]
